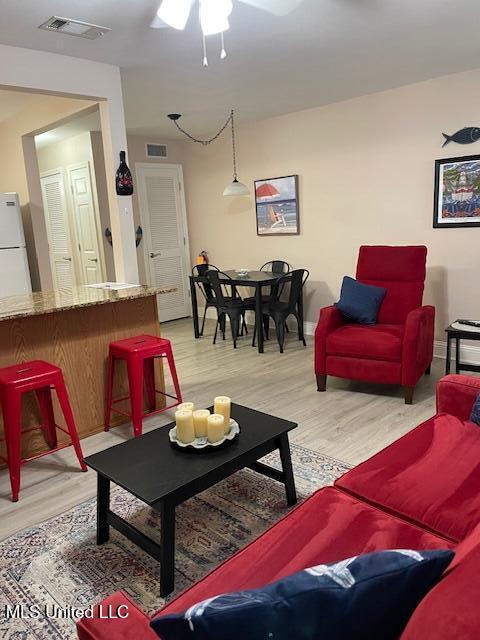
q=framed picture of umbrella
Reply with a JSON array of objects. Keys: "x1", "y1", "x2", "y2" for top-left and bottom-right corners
[{"x1": 254, "y1": 175, "x2": 300, "y2": 236}]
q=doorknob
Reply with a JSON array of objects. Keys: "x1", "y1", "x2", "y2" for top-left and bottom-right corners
[
  {"x1": 88, "y1": 258, "x2": 98, "y2": 262},
  {"x1": 150, "y1": 252, "x2": 161, "y2": 258},
  {"x1": 62, "y1": 257, "x2": 72, "y2": 262}
]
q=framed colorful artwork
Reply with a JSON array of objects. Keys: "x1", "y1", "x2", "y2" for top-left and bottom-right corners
[
  {"x1": 255, "y1": 175, "x2": 299, "y2": 236},
  {"x1": 433, "y1": 155, "x2": 480, "y2": 228}
]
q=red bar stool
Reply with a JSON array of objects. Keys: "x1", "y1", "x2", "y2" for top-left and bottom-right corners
[
  {"x1": 105, "y1": 335, "x2": 182, "y2": 438},
  {"x1": 0, "y1": 360, "x2": 87, "y2": 502}
]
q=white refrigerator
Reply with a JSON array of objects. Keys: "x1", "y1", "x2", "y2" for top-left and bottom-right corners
[{"x1": 0, "y1": 193, "x2": 32, "y2": 296}]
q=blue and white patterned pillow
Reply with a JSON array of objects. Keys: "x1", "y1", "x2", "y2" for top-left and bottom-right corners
[
  {"x1": 470, "y1": 394, "x2": 480, "y2": 425},
  {"x1": 150, "y1": 548, "x2": 453, "y2": 640}
]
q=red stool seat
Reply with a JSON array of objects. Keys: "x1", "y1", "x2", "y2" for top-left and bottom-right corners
[
  {"x1": 105, "y1": 335, "x2": 182, "y2": 438},
  {"x1": 0, "y1": 360, "x2": 87, "y2": 502}
]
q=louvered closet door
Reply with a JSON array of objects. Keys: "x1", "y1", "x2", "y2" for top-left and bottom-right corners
[
  {"x1": 40, "y1": 171, "x2": 76, "y2": 289},
  {"x1": 136, "y1": 164, "x2": 190, "y2": 322}
]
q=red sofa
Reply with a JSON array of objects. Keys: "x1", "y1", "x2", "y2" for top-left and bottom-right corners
[
  {"x1": 77, "y1": 374, "x2": 480, "y2": 640},
  {"x1": 314, "y1": 245, "x2": 435, "y2": 403}
]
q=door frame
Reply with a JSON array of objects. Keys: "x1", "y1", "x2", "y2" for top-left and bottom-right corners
[
  {"x1": 135, "y1": 162, "x2": 191, "y2": 313},
  {"x1": 40, "y1": 166, "x2": 81, "y2": 287},
  {"x1": 66, "y1": 160, "x2": 107, "y2": 282}
]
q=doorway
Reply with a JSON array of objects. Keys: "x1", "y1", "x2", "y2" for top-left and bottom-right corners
[
  {"x1": 136, "y1": 163, "x2": 191, "y2": 322},
  {"x1": 35, "y1": 108, "x2": 108, "y2": 289},
  {"x1": 40, "y1": 161, "x2": 105, "y2": 288}
]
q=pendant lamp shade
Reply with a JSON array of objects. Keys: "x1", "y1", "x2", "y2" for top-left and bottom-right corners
[{"x1": 223, "y1": 178, "x2": 250, "y2": 196}]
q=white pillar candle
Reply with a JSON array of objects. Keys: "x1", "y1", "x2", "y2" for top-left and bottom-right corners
[
  {"x1": 177, "y1": 402, "x2": 195, "y2": 413},
  {"x1": 175, "y1": 410, "x2": 195, "y2": 444},
  {"x1": 214, "y1": 396, "x2": 231, "y2": 434},
  {"x1": 193, "y1": 409, "x2": 210, "y2": 438},
  {"x1": 207, "y1": 414, "x2": 225, "y2": 443}
]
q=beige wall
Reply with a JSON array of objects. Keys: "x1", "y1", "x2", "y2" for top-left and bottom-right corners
[
  {"x1": 0, "y1": 43, "x2": 139, "y2": 285},
  {"x1": 127, "y1": 135, "x2": 187, "y2": 283},
  {"x1": 182, "y1": 67, "x2": 480, "y2": 337},
  {"x1": 36, "y1": 130, "x2": 115, "y2": 281},
  {"x1": 0, "y1": 95, "x2": 96, "y2": 289}
]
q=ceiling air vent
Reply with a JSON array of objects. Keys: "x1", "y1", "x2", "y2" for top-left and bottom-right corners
[
  {"x1": 38, "y1": 16, "x2": 111, "y2": 40},
  {"x1": 146, "y1": 143, "x2": 168, "y2": 159}
]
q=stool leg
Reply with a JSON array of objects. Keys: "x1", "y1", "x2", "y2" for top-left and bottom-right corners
[
  {"x1": 104, "y1": 353, "x2": 116, "y2": 432},
  {"x1": 35, "y1": 387, "x2": 57, "y2": 449},
  {"x1": 54, "y1": 377, "x2": 87, "y2": 472},
  {"x1": 144, "y1": 357, "x2": 156, "y2": 412},
  {"x1": 165, "y1": 344, "x2": 182, "y2": 405},
  {"x1": 126, "y1": 357, "x2": 144, "y2": 438},
  {"x1": 2, "y1": 391, "x2": 22, "y2": 502}
]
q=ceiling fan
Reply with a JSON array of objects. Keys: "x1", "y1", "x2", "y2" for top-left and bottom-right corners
[{"x1": 150, "y1": 0, "x2": 304, "y2": 65}]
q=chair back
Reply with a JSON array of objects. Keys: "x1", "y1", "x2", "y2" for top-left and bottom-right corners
[
  {"x1": 205, "y1": 270, "x2": 233, "y2": 307},
  {"x1": 272, "y1": 269, "x2": 309, "y2": 313},
  {"x1": 260, "y1": 260, "x2": 291, "y2": 274},
  {"x1": 356, "y1": 246, "x2": 427, "y2": 324},
  {"x1": 192, "y1": 264, "x2": 220, "y2": 303}
]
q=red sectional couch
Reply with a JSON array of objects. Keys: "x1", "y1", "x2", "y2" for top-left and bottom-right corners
[{"x1": 77, "y1": 374, "x2": 480, "y2": 640}]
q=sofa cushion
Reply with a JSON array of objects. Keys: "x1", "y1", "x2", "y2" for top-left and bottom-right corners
[
  {"x1": 401, "y1": 522, "x2": 480, "y2": 639},
  {"x1": 326, "y1": 323, "x2": 404, "y2": 362},
  {"x1": 158, "y1": 487, "x2": 453, "y2": 619},
  {"x1": 469, "y1": 393, "x2": 480, "y2": 425},
  {"x1": 335, "y1": 413, "x2": 480, "y2": 542},
  {"x1": 335, "y1": 276, "x2": 387, "y2": 324},
  {"x1": 152, "y1": 549, "x2": 453, "y2": 640}
]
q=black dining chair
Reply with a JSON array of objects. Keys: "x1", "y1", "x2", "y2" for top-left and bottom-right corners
[
  {"x1": 244, "y1": 260, "x2": 293, "y2": 342},
  {"x1": 191, "y1": 264, "x2": 239, "y2": 337},
  {"x1": 253, "y1": 269, "x2": 309, "y2": 353},
  {"x1": 206, "y1": 270, "x2": 248, "y2": 349},
  {"x1": 260, "y1": 260, "x2": 291, "y2": 274}
]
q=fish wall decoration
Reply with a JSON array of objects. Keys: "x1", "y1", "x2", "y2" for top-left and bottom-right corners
[{"x1": 442, "y1": 127, "x2": 480, "y2": 147}]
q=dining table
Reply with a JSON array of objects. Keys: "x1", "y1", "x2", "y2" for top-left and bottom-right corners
[{"x1": 189, "y1": 269, "x2": 304, "y2": 354}]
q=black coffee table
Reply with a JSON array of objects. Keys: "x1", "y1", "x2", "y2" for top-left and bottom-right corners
[{"x1": 84, "y1": 403, "x2": 297, "y2": 596}]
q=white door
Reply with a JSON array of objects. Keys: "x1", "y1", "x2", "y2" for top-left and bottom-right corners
[
  {"x1": 40, "y1": 170, "x2": 77, "y2": 289},
  {"x1": 68, "y1": 162, "x2": 104, "y2": 285},
  {"x1": 136, "y1": 163, "x2": 190, "y2": 322}
]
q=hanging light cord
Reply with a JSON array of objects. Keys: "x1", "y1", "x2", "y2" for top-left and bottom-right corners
[
  {"x1": 169, "y1": 109, "x2": 234, "y2": 146},
  {"x1": 230, "y1": 109, "x2": 238, "y2": 179}
]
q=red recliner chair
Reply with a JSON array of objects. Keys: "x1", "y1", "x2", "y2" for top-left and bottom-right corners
[{"x1": 314, "y1": 245, "x2": 435, "y2": 404}]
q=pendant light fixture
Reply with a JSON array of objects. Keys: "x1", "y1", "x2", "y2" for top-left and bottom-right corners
[
  {"x1": 167, "y1": 109, "x2": 250, "y2": 197},
  {"x1": 223, "y1": 110, "x2": 249, "y2": 196}
]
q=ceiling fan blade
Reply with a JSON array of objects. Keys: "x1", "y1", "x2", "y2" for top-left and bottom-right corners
[
  {"x1": 150, "y1": 15, "x2": 169, "y2": 28},
  {"x1": 239, "y1": 0, "x2": 304, "y2": 16},
  {"x1": 150, "y1": 0, "x2": 195, "y2": 30}
]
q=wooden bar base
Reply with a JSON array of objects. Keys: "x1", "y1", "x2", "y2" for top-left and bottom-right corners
[{"x1": 0, "y1": 295, "x2": 164, "y2": 464}]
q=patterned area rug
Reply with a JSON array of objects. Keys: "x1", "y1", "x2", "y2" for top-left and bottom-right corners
[{"x1": 0, "y1": 445, "x2": 349, "y2": 639}]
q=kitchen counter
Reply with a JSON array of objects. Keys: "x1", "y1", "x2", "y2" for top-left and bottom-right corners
[
  {"x1": 0, "y1": 285, "x2": 176, "y2": 463},
  {"x1": 0, "y1": 284, "x2": 175, "y2": 321}
]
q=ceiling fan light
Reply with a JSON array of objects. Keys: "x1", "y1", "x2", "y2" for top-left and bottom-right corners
[
  {"x1": 157, "y1": 0, "x2": 193, "y2": 30},
  {"x1": 200, "y1": 0, "x2": 232, "y2": 36},
  {"x1": 223, "y1": 178, "x2": 250, "y2": 197}
]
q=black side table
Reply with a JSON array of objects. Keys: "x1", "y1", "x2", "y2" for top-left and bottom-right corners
[{"x1": 445, "y1": 321, "x2": 480, "y2": 375}]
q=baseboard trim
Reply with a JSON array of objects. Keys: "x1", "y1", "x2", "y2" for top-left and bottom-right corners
[{"x1": 199, "y1": 309, "x2": 480, "y2": 365}]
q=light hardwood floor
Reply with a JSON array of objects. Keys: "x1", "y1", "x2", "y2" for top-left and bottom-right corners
[{"x1": 0, "y1": 317, "x2": 444, "y2": 540}]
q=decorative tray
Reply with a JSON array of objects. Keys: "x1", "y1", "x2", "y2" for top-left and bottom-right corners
[{"x1": 169, "y1": 419, "x2": 240, "y2": 451}]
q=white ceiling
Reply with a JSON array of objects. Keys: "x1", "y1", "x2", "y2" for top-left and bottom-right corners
[
  {"x1": 1, "y1": 0, "x2": 480, "y2": 138},
  {"x1": 34, "y1": 110, "x2": 101, "y2": 149}
]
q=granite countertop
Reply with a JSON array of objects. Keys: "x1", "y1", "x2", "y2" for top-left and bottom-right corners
[{"x1": 0, "y1": 285, "x2": 175, "y2": 321}]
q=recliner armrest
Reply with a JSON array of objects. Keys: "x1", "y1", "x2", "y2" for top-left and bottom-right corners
[
  {"x1": 437, "y1": 374, "x2": 480, "y2": 422},
  {"x1": 401, "y1": 305, "x2": 435, "y2": 387},
  {"x1": 314, "y1": 306, "x2": 344, "y2": 374}
]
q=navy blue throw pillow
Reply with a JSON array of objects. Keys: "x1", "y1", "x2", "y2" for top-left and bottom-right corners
[
  {"x1": 335, "y1": 276, "x2": 387, "y2": 324},
  {"x1": 470, "y1": 394, "x2": 480, "y2": 425},
  {"x1": 150, "y1": 549, "x2": 453, "y2": 640}
]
